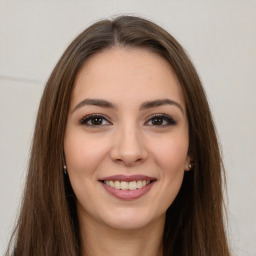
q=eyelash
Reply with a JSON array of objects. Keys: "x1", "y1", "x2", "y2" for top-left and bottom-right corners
[
  {"x1": 145, "y1": 114, "x2": 176, "y2": 126},
  {"x1": 80, "y1": 114, "x2": 111, "y2": 126},
  {"x1": 79, "y1": 114, "x2": 176, "y2": 127}
]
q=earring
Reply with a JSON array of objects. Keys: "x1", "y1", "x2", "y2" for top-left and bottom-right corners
[
  {"x1": 64, "y1": 165, "x2": 67, "y2": 175},
  {"x1": 188, "y1": 162, "x2": 194, "y2": 170}
]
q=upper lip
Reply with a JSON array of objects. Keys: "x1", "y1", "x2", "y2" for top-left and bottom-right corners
[{"x1": 99, "y1": 175, "x2": 157, "y2": 182}]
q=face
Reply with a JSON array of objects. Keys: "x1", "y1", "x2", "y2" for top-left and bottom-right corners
[{"x1": 64, "y1": 47, "x2": 191, "y2": 231}]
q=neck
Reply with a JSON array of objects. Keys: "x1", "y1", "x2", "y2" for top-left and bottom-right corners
[{"x1": 79, "y1": 213, "x2": 165, "y2": 256}]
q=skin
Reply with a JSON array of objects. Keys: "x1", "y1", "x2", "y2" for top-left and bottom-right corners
[{"x1": 64, "y1": 47, "x2": 191, "y2": 256}]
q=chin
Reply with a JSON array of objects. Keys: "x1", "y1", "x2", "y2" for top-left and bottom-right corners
[{"x1": 100, "y1": 207, "x2": 163, "y2": 231}]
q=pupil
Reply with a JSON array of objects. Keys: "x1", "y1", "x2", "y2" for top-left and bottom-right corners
[
  {"x1": 92, "y1": 118, "x2": 102, "y2": 125},
  {"x1": 152, "y1": 117, "x2": 163, "y2": 125}
]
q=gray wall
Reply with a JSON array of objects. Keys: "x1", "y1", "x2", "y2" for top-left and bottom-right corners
[{"x1": 0, "y1": 1, "x2": 255, "y2": 255}]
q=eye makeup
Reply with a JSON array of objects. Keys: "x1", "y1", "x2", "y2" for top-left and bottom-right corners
[
  {"x1": 79, "y1": 113, "x2": 176, "y2": 128},
  {"x1": 79, "y1": 114, "x2": 111, "y2": 126},
  {"x1": 145, "y1": 114, "x2": 177, "y2": 126}
]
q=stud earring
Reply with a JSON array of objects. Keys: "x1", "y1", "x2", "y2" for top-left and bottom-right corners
[
  {"x1": 188, "y1": 162, "x2": 194, "y2": 170},
  {"x1": 64, "y1": 165, "x2": 67, "y2": 175}
]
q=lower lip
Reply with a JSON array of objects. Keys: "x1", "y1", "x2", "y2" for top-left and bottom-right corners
[{"x1": 101, "y1": 181, "x2": 155, "y2": 200}]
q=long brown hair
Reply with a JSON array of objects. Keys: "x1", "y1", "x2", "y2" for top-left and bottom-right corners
[{"x1": 6, "y1": 15, "x2": 230, "y2": 256}]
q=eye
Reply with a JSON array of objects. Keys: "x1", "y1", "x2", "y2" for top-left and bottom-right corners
[
  {"x1": 80, "y1": 114, "x2": 111, "y2": 126},
  {"x1": 145, "y1": 114, "x2": 176, "y2": 126}
]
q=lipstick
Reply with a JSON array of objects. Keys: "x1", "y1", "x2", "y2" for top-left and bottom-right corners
[{"x1": 99, "y1": 175, "x2": 156, "y2": 200}]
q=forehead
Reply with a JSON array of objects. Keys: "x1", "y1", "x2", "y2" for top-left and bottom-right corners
[{"x1": 71, "y1": 47, "x2": 185, "y2": 110}]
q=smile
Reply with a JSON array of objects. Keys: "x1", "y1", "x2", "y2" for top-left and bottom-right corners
[
  {"x1": 103, "y1": 180, "x2": 150, "y2": 190},
  {"x1": 100, "y1": 175, "x2": 156, "y2": 200}
]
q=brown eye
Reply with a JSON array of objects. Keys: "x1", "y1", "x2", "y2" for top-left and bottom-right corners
[
  {"x1": 80, "y1": 114, "x2": 111, "y2": 126},
  {"x1": 91, "y1": 117, "x2": 103, "y2": 125},
  {"x1": 151, "y1": 117, "x2": 164, "y2": 125},
  {"x1": 146, "y1": 114, "x2": 176, "y2": 126}
]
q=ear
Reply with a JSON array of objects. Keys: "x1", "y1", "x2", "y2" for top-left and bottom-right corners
[{"x1": 184, "y1": 155, "x2": 193, "y2": 171}]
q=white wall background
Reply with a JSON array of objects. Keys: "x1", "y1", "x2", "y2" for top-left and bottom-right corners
[{"x1": 0, "y1": 1, "x2": 255, "y2": 255}]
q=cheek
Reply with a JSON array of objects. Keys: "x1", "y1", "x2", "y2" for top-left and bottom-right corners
[
  {"x1": 64, "y1": 131, "x2": 110, "y2": 175},
  {"x1": 152, "y1": 135, "x2": 188, "y2": 206},
  {"x1": 151, "y1": 133, "x2": 189, "y2": 174},
  {"x1": 64, "y1": 132, "x2": 111, "y2": 208}
]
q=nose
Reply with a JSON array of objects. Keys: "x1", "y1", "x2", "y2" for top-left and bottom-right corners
[{"x1": 109, "y1": 124, "x2": 148, "y2": 167}]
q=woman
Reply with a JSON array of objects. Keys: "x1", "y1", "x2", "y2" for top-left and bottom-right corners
[{"x1": 6, "y1": 15, "x2": 230, "y2": 256}]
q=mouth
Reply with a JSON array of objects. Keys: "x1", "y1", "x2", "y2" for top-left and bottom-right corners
[
  {"x1": 101, "y1": 180, "x2": 153, "y2": 190},
  {"x1": 99, "y1": 175, "x2": 157, "y2": 200}
]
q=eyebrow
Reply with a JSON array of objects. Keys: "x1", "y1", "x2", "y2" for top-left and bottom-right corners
[
  {"x1": 72, "y1": 98, "x2": 184, "y2": 114},
  {"x1": 140, "y1": 99, "x2": 184, "y2": 114},
  {"x1": 72, "y1": 98, "x2": 116, "y2": 113}
]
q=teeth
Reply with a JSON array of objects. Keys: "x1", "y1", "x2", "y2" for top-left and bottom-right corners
[
  {"x1": 120, "y1": 181, "x2": 129, "y2": 190},
  {"x1": 114, "y1": 181, "x2": 120, "y2": 189},
  {"x1": 103, "y1": 180, "x2": 151, "y2": 190},
  {"x1": 137, "y1": 180, "x2": 142, "y2": 188},
  {"x1": 129, "y1": 181, "x2": 137, "y2": 190}
]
